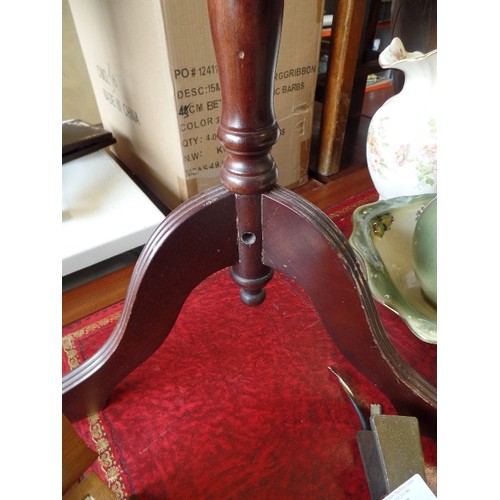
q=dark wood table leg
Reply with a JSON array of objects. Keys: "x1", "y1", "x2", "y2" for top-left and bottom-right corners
[
  {"x1": 261, "y1": 188, "x2": 436, "y2": 436},
  {"x1": 63, "y1": 187, "x2": 238, "y2": 419}
]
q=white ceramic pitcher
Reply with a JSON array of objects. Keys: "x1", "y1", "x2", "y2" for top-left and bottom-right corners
[{"x1": 366, "y1": 37, "x2": 437, "y2": 200}]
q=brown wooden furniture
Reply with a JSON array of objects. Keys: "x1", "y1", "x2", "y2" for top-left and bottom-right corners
[
  {"x1": 62, "y1": 0, "x2": 436, "y2": 438},
  {"x1": 316, "y1": 0, "x2": 384, "y2": 177}
]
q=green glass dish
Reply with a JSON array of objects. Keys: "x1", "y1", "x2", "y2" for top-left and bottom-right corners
[{"x1": 349, "y1": 194, "x2": 437, "y2": 344}]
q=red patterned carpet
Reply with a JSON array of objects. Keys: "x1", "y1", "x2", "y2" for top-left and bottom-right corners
[{"x1": 62, "y1": 188, "x2": 437, "y2": 499}]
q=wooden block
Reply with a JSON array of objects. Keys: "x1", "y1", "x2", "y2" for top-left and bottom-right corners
[{"x1": 62, "y1": 414, "x2": 98, "y2": 495}]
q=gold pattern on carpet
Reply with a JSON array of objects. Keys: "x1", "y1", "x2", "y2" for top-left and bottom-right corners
[{"x1": 63, "y1": 311, "x2": 127, "y2": 498}]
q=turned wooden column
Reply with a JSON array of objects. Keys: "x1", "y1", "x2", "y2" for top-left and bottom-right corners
[{"x1": 208, "y1": 0, "x2": 283, "y2": 305}]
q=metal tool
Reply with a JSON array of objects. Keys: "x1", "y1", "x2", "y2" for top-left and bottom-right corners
[{"x1": 328, "y1": 367, "x2": 428, "y2": 499}]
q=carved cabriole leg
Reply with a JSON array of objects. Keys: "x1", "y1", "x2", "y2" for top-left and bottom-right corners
[
  {"x1": 261, "y1": 188, "x2": 436, "y2": 437},
  {"x1": 62, "y1": 187, "x2": 238, "y2": 420}
]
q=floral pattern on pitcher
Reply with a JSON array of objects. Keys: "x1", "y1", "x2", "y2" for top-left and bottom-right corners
[{"x1": 367, "y1": 118, "x2": 437, "y2": 189}]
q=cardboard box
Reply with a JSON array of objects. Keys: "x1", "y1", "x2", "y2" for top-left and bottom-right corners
[{"x1": 69, "y1": 0, "x2": 324, "y2": 209}]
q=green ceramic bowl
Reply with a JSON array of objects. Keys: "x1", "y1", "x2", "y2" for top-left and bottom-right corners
[
  {"x1": 412, "y1": 196, "x2": 437, "y2": 307},
  {"x1": 349, "y1": 194, "x2": 437, "y2": 344}
]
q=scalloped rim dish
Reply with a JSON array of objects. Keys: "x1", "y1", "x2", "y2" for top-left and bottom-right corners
[{"x1": 349, "y1": 194, "x2": 437, "y2": 344}]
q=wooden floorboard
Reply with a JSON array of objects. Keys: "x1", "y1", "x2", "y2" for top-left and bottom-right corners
[
  {"x1": 62, "y1": 264, "x2": 135, "y2": 326},
  {"x1": 305, "y1": 167, "x2": 374, "y2": 210}
]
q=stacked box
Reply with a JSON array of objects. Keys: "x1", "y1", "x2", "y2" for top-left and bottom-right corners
[{"x1": 69, "y1": 0, "x2": 324, "y2": 208}]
